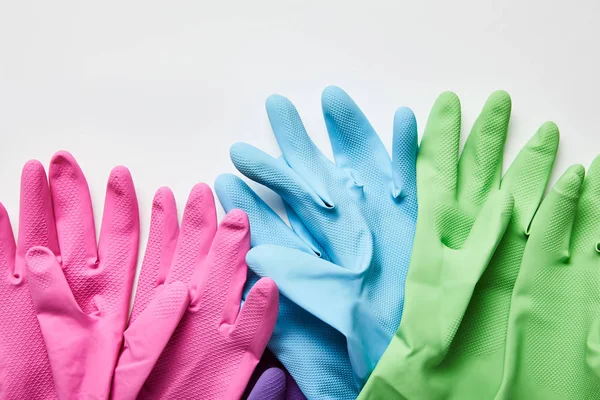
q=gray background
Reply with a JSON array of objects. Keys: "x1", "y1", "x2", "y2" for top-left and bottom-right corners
[{"x1": 1, "y1": 1, "x2": 598, "y2": 265}]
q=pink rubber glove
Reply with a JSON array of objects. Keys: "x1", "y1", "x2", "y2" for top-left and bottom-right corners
[
  {"x1": 24, "y1": 151, "x2": 140, "y2": 399},
  {"x1": 134, "y1": 184, "x2": 279, "y2": 399},
  {"x1": 0, "y1": 160, "x2": 58, "y2": 399}
]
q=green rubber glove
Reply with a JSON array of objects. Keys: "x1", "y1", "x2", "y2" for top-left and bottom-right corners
[
  {"x1": 358, "y1": 90, "x2": 559, "y2": 400},
  {"x1": 496, "y1": 158, "x2": 600, "y2": 399}
]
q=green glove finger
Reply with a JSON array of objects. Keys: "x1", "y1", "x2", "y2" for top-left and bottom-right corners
[
  {"x1": 418, "y1": 91, "x2": 461, "y2": 195},
  {"x1": 500, "y1": 121, "x2": 560, "y2": 233},
  {"x1": 457, "y1": 90, "x2": 511, "y2": 209}
]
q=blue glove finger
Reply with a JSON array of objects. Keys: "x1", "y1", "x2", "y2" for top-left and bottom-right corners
[
  {"x1": 322, "y1": 86, "x2": 393, "y2": 186},
  {"x1": 214, "y1": 174, "x2": 313, "y2": 254},
  {"x1": 266, "y1": 94, "x2": 333, "y2": 201},
  {"x1": 230, "y1": 142, "x2": 333, "y2": 209},
  {"x1": 392, "y1": 106, "x2": 419, "y2": 200}
]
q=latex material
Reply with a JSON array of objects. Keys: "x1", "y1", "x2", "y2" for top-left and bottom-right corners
[
  {"x1": 136, "y1": 186, "x2": 279, "y2": 399},
  {"x1": 24, "y1": 151, "x2": 140, "y2": 399},
  {"x1": 359, "y1": 91, "x2": 559, "y2": 399},
  {"x1": 0, "y1": 160, "x2": 58, "y2": 399},
  {"x1": 245, "y1": 350, "x2": 305, "y2": 400},
  {"x1": 110, "y1": 191, "x2": 194, "y2": 399},
  {"x1": 216, "y1": 85, "x2": 418, "y2": 398},
  {"x1": 247, "y1": 368, "x2": 306, "y2": 400},
  {"x1": 496, "y1": 158, "x2": 600, "y2": 399}
]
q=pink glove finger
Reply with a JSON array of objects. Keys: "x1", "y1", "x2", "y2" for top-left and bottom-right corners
[
  {"x1": 96, "y1": 166, "x2": 140, "y2": 317},
  {"x1": 226, "y1": 277, "x2": 279, "y2": 399},
  {"x1": 17, "y1": 160, "x2": 59, "y2": 277},
  {"x1": 48, "y1": 151, "x2": 98, "y2": 275},
  {"x1": 0, "y1": 202, "x2": 57, "y2": 398},
  {"x1": 25, "y1": 246, "x2": 95, "y2": 398},
  {"x1": 0, "y1": 203, "x2": 16, "y2": 278},
  {"x1": 112, "y1": 281, "x2": 189, "y2": 400},
  {"x1": 26, "y1": 246, "x2": 84, "y2": 319},
  {"x1": 130, "y1": 187, "x2": 179, "y2": 324},
  {"x1": 166, "y1": 183, "x2": 217, "y2": 284},
  {"x1": 190, "y1": 209, "x2": 250, "y2": 326}
]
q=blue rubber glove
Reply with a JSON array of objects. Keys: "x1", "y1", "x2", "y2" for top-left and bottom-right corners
[{"x1": 215, "y1": 86, "x2": 418, "y2": 399}]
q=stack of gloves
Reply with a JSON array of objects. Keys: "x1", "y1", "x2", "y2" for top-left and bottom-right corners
[{"x1": 1, "y1": 86, "x2": 599, "y2": 400}]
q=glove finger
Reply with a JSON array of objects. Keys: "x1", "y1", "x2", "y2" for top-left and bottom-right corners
[
  {"x1": 166, "y1": 183, "x2": 217, "y2": 284},
  {"x1": 190, "y1": 209, "x2": 250, "y2": 327},
  {"x1": 231, "y1": 276, "x2": 279, "y2": 351},
  {"x1": 0, "y1": 203, "x2": 16, "y2": 281},
  {"x1": 526, "y1": 165, "x2": 584, "y2": 264},
  {"x1": 231, "y1": 142, "x2": 333, "y2": 209},
  {"x1": 500, "y1": 121, "x2": 560, "y2": 233},
  {"x1": 571, "y1": 156, "x2": 600, "y2": 257},
  {"x1": 419, "y1": 92, "x2": 461, "y2": 196},
  {"x1": 265, "y1": 93, "x2": 333, "y2": 203},
  {"x1": 457, "y1": 91, "x2": 511, "y2": 208},
  {"x1": 26, "y1": 246, "x2": 83, "y2": 317},
  {"x1": 130, "y1": 187, "x2": 179, "y2": 324},
  {"x1": 96, "y1": 166, "x2": 140, "y2": 314},
  {"x1": 49, "y1": 151, "x2": 98, "y2": 273},
  {"x1": 214, "y1": 174, "x2": 313, "y2": 254},
  {"x1": 17, "y1": 160, "x2": 60, "y2": 279},
  {"x1": 322, "y1": 86, "x2": 392, "y2": 186},
  {"x1": 247, "y1": 245, "x2": 386, "y2": 382},
  {"x1": 227, "y1": 277, "x2": 278, "y2": 399},
  {"x1": 247, "y1": 368, "x2": 286, "y2": 400},
  {"x1": 392, "y1": 106, "x2": 418, "y2": 200},
  {"x1": 112, "y1": 281, "x2": 188, "y2": 400}
]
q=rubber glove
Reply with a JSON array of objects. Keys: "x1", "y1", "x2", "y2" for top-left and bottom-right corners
[
  {"x1": 23, "y1": 151, "x2": 140, "y2": 399},
  {"x1": 358, "y1": 91, "x2": 558, "y2": 399},
  {"x1": 136, "y1": 185, "x2": 279, "y2": 399},
  {"x1": 244, "y1": 350, "x2": 305, "y2": 400},
  {"x1": 247, "y1": 368, "x2": 305, "y2": 400},
  {"x1": 495, "y1": 158, "x2": 600, "y2": 399},
  {"x1": 215, "y1": 85, "x2": 418, "y2": 398},
  {"x1": 0, "y1": 160, "x2": 58, "y2": 399}
]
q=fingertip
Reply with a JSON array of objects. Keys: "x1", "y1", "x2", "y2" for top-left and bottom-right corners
[
  {"x1": 222, "y1": 209, "x2": 250, "y2": 231},
  {"x1": 153, "y1": 186, "x2": 176, "y2": 211},
  {"x1": 554, "y1": 168, "x2": 584, "y2": 199},
  {"x1": 50, "y1": 150, "x2": 77, "y2": 166},
  {"x1": 230, "y1": 142, "x2": 257, "y2": 166},
  {"x1": 394, "y1": 106, "x2": 416, "y2": 124},
  {"x1": 187, "y1": 182, "x2": 215, "y2": 211},
  {"x1": 565, "y1": 164, "x2": 586, "y2": 180},
  {"x1": 486, "y1": 90, "x2": 512, "y2": 112},
  {"x1": 21, "y1": 159, "x2": 46, "y2": 181},
  {"x1": 321, "y1": 85, "x2": 352, "y2": 108},
  {"x1": 265, "y1": 93, "x2": 291, "y2": 110},
  {"x1": 253, "y1": 277, "x2": 280, "y2": 307},
  {"x1": 108, "y1": 166, "x2": 134, "y2": 189},
  {"x1": 435, "y1": 91, "x2": 460, "y2": 111},
  {"x1": 26, "y1": 246, "x2": 55, "y2": 274}
]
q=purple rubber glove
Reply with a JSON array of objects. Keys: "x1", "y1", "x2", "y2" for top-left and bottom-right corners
[{"x1": 245, "y1": 350, "x2": 305, "y2": 400}]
